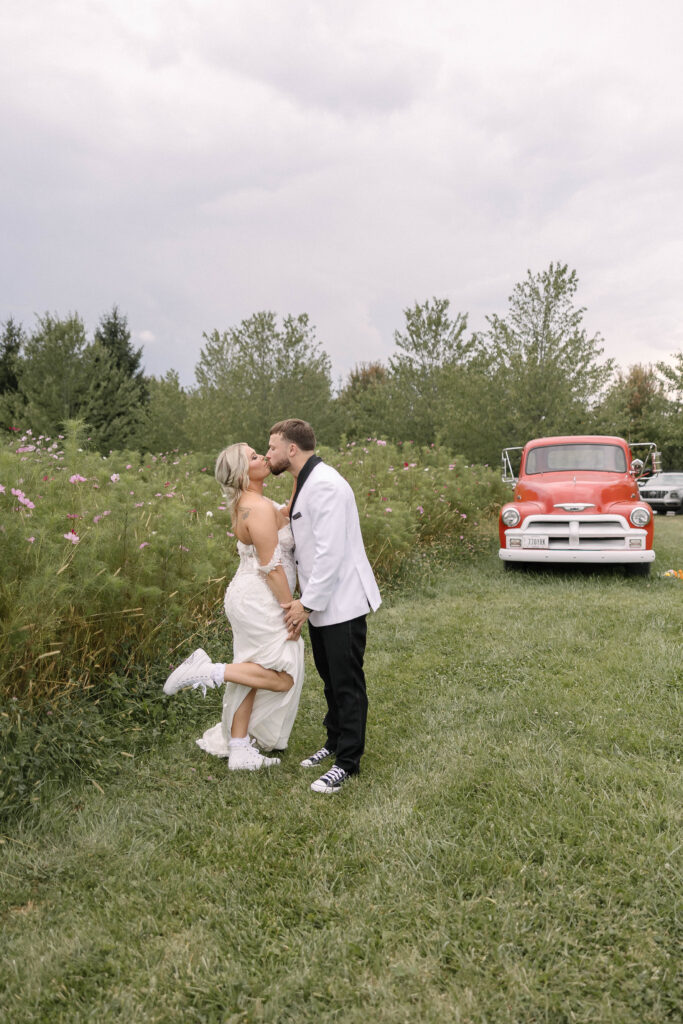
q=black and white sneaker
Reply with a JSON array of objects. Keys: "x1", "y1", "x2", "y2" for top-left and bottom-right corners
[
  {"x1": 311, "y1": 765, "x2": 351, "y2": 794},
  {"x1": 300, "y1": 745, "x2": 335, "y2": 768}
]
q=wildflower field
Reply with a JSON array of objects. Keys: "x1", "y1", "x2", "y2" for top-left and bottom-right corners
[{"x1": 1, "y1": 425, "x2": 507, "y2": 705}]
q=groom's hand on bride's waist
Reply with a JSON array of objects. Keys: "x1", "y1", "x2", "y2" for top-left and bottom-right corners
[{"x1": 282, "y1": 598, "x2": 310, "y2": 636}]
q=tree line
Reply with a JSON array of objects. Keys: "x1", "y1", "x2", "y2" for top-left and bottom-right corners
[{"x1": 2, "y1": 262, "x2": 682, "y2": 466}]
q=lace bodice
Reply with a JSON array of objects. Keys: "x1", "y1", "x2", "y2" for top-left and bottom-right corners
[{"x1": 235, "y1": 520, "x2": 297, "y2": 591}]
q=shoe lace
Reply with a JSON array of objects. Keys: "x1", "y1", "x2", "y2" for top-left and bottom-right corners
[{"x1": 323, "y1": 765, "x2": 346, "y2": 785}]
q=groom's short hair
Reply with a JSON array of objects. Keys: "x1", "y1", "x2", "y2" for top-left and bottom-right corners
[{"x1": 270, "y1": 418, "x2": 316, "y2": 451}]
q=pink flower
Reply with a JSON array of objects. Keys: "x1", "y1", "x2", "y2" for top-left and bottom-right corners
[
  {"x1": 69, "y1": 474, "x2": 87, "y2": 484},
  {"x1": 63, "y1": 531, "x2": 80, "y2": 544},
  {"x1": 179, "y1": 545, "x2": 189, "y2": 552},
  {"x1": 110, "y1": 473, "x2": 120, "y2": 483},
  {"x1": 27, "y1": 536, "x2": 35, "y2": 543},
  {"x1": 384, "y1": 507, "x2": 392, "y2": 513},
  {"x1": 139, "y1": 542, "x2": 149, "y2": 549},
  {"x1": 0, "y1": 484, "x2": 5, "y2": 493},
  {"x1": 417, "y1": 506, "x2": 424, "y2": 515},
  {"x1": 16, "y1": 445, "x2": 35, "y2": 453}
]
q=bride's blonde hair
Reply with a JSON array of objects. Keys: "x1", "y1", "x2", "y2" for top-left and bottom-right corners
[{"x1": 215, "y1": 443, "x2": 250, "y2": 519}]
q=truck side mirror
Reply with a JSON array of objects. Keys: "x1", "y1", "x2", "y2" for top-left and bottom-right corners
[{"x1": 631, "y1": 458, "x2": 644, "y2": 477}]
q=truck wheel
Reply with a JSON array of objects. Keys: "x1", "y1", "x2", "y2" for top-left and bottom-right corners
[{"x1": 626, "y1": 563, "x2": 650, "y2": 578}]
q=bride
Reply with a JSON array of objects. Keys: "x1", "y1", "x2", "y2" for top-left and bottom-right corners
[{"x1": 162, "y1": 443, "x2": 304, "y2": 771}]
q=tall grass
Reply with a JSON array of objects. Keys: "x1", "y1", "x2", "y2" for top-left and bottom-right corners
[{"x1": 1, "y1": 427, "x2": 507, "y2": 702}]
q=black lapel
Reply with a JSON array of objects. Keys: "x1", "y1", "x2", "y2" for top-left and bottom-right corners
[{"x1": 290, "y1": 455, "x2": 323, "y2": 516}]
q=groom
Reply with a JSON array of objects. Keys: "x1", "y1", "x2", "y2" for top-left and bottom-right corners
[{"x1": 266, "y1": 419, "x2": 381, "y2": 794}]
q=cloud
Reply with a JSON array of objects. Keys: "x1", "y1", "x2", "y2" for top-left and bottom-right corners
[{"x1": 1, "y1": 0, "x2": 682, "y2": 386}]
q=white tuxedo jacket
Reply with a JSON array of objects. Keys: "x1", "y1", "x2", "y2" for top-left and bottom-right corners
[{"x1": 290, "y1": 461, "x2": 381, "y2": 627}]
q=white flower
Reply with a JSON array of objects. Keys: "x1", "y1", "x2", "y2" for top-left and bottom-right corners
[{"x1": 206, "y1": 510, "x2": 213, "y2": 517}]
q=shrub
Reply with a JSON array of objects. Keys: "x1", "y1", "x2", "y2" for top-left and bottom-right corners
[{"x1": 1, "y1": 429, "x2": 506, "y2": 704}]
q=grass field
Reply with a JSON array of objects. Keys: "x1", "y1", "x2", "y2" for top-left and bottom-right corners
[{"x1": 1, "y1": 518, "x2": 681, "y2": 1023}]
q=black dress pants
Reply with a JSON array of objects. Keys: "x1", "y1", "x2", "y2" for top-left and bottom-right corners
[{"x1": 307, "y1": 615, "x2": 368, "y2": 775}]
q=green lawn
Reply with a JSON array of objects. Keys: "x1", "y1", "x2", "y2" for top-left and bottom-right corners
[{"x1": 2, "y1": 519, "x2": 681, "y2": 1023}]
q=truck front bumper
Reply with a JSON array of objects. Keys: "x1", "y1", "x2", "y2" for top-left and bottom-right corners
[{"x1": 499, "y1": 548, "x2": 655, "y2": 564}]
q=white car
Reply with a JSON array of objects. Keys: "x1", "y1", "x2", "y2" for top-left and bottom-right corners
[{"x1": 638, "y1": 473, "x2": 683, "y2": 514}]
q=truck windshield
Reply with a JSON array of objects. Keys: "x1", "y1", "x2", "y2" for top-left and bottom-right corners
[{"x1": 525, "y1": 443, "x2": 627, "y2": 475}]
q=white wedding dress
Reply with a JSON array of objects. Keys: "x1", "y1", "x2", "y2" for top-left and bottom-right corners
[{"x1": 196, "y1": 507, "x2": 305, "y2": 755}]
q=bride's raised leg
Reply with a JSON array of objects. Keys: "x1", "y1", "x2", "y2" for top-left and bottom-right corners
[{"x1": 224, "y1": 662, "x2": 293, "y2": 693}]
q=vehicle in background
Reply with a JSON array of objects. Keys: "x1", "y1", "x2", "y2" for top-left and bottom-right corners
[
  {"x1": 499, "y1": 436, "x2": 660, "y2": 576},
  {"x1": 638, "y1": 473, "x2": 683, "y2": 514}
]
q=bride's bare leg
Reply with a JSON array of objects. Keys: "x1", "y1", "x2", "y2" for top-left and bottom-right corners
[
  {"x1": 223, "y1": 662, "x2": 293, "y2": 692},
  {"x1": 231, "y1": 688, "x2": 256, "y2": 738}
]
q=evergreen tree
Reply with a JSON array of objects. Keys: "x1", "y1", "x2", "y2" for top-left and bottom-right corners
[
  {"x1": 0, "y1": 317, "x2": 24, "y2": 394},
  {"x1": 79, "y1": 342, "x2": 149, "y2": 452},
  {"x1": 0, "y1": 318, "x2": 28, "y2": 431},
  {"x1": 94, "y1": 306, "x2": 148, "y2": 400},
  {"x1": 80, "y1": 308, "x2": 150, "y2": 451},
  {"x1": 17, "y1": 313, "x2": 91, "y2": 435}
]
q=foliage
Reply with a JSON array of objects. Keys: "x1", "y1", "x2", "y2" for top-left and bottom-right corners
[
  {"x1": 0, "y1": 316, "x2": 24, "y2": 394},
  {"x1": 189, "y1": 311, "x2": 338, "y2": 450},
  {"x1": 144, "y1": 369, "x2": 192, "y2": 452},
  {"x1": 478, "y1": 262, "x2": 615, "y2": 449},
  {"x1": 336, "y1": 362, "x2": 392, "y2": 441},
  {"x1": 387, "y1": 297, "x2": 473, "y2": 445},
  {"x1": 0, "y1": 427, "x2": 506, "y2": 707},
  {"x1": 79, "y1": 308, "x2": 150, "y2": 452},
  {"x1": 0, "y1": 309, "x2": 151, "y2": 452},
  {"x1": 13, "y1": 313, "x2": 92, "y2": 435}
]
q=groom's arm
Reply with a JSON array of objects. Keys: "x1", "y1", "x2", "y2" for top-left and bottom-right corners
[{"x1": 283, "y1": 478, "x2": 346, "y2": 630}]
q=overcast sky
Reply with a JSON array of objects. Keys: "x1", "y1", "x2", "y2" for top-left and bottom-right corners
[{"x1": 2, "y1": 0, "x2": 682, "y2": 387}]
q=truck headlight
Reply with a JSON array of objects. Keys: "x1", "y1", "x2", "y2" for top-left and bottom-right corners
[
  {"x1": 502, "y1": 507, "x2": 521, "y2": 527},
  {"x1": 670, "y1": 491, "x2": 681, "y2": 499},
  {"x1": 630, "y1": 507, "x2": 651, "y2": 527}
]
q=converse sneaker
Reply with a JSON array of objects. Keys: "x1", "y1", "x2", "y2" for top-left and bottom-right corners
[
  {"x1": 163, "y1": 648, "x2": 214, "y2": 695},
  {"x1": 228, "y1": 739, "x2": 281, "y2": 772},
  {"x1": 300, "y1": 745, "x2": 335, "y2": 768},
  {"x1": 310, "y1": 764, "x2": 351, "y2": 794}
]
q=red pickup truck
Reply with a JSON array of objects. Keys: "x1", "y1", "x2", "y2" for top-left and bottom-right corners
[{"x1": 499, "y1": 435, "x2": 659, "y2": 576}]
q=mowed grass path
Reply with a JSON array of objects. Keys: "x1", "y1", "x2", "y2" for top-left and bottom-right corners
[{"x1": 2, "y1": 519, "x2": 682, "y2": 1023}]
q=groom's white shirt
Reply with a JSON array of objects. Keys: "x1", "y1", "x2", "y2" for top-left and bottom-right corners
[{"x1": 291, "y1": 461, "x2": 381, "y2": 627}]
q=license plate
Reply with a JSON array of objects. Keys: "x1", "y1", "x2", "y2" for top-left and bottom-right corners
[{"x1": 522, "y1": 535, "x2": 548, "y2": 548}]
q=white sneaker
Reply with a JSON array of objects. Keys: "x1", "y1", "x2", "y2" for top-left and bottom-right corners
[
  {"x1": 163, "y1": 648, "x2": 214, "y2": 695},
  {"x1": 228, "y1": 739, "x2": 281, "y2": 772}
]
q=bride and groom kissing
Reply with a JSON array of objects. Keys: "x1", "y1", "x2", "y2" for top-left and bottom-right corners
[{"x1": 163, "y1": 418, "x2": 381, "y2": 795}]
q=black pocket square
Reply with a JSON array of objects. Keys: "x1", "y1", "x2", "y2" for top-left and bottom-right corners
[{"x1": 292, "y1": 512, "x2": 302, "y2": 520}]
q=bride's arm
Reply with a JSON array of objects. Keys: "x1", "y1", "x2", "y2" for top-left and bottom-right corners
[{"x1": 243, "y1": 501, "x2": 294, "y2": 607}]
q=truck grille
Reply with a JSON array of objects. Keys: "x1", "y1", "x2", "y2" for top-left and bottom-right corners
[
  {"x1": 640, "y1": 490, "x2": 664, "y2": 498},
  {"x1": 519, "y1": 515, "x2": 642, "y2": 550}
]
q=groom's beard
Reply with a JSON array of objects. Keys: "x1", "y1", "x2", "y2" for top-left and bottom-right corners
[{"x1": 267, "y1": 458, "x2": 290, "y2": 476}]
